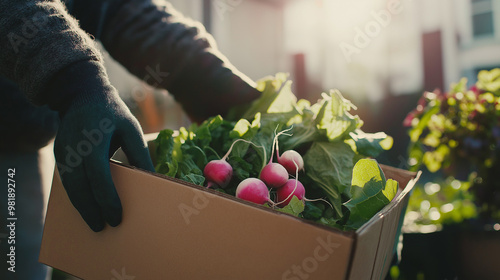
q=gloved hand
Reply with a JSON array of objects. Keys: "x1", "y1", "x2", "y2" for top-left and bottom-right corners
[{"x1": 48, "y1": 61, "x2": 155, "y2": 232}]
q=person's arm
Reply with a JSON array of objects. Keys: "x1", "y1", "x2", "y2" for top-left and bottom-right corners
[
  {"x1": 70, "y1": 0, "x2": 261, "y2": 122},
  {"x1": 0, "y1": 0, "x2": 155, "y2": 232}
]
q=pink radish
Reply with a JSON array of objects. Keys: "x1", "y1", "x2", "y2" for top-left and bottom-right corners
[
  {"x1": 236, "y1": 178, "x2": 274, "y2": 205},
  {"x1": 259, "y1": 126, "x2": 293, "y2": 188},
  {"x1": 276, "y1": 179, "x2": 306, "y2": 207},
  {"x1": 274, "y1": 158, "x2": 303, "y2": 207},
  {"x1": 260, "y1": 163, "x2": 288, "y2": 188},
  {"x1": 204, "y1": 160, "x2": 233, "y2": 189},
  {"x1": 277, "y1": 150, "x2": 304, "y2": 175},
  {"x1": 204, "y1": 139, "x2": 261, "y2": 189}
]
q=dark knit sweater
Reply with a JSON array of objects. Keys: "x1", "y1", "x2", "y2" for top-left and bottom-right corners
[{"x1": 0, "y1": 0, "x2": 259, "y2": 151}]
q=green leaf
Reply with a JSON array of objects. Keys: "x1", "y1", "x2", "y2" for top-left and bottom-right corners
[
  {"x1": 477, "y1": 68, "x2": 500, "y2": 95},
  {"x1": 349, "y1": 129, "x2": 393, "y2": 158},
  {"x1": 154, "y1": 129, "x2": 176, "y2": 175},
  {"x1": 240, "y1": 73, "x2": 298, "y2": 120},
  {"x1": 229, "y1": 113, "x2": 262, "y2": 159},
  {"x1": 275, "y1": 196, "x2": 305, "y2": 217},
  {"x1": 316, "y1": 90, "x2": 362, "y2": 142},
  {"x1": 343, "y1": 159, "x2": 398, "y2": 230},
  {"x1": 317, "y1": 217, "x2": 343, "y2": 230},
  {"x1": 450, "y1": 78, "x2": 468, "y2": 94},
  {"x1": 304, "y1": 142, "x2": 355, "y2": 219},
  {"x1": 180, "y1": 174, "x2": 206, "y2": 186},
  {"x1": 281, "y1": 104, "x2": 324, "y2": 150},
  {"x1": 227, "y1": 157, "x2": 253, "y2": 181},
  {"x1": 422, "y1": 144, "x2": 450, "y2": 172},
  {"x1": 303, "y1": 201, "x2": 324, "y2": 220}
]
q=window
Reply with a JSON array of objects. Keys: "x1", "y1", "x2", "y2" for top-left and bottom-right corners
[
  {"x1": 471, "y1": 0, "x2": 495, "y2": 38},
  {"x1": 474, "y1": 65, "x2": 500, "y2": 79}
]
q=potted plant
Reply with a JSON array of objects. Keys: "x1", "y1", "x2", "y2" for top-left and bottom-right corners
[
  {"x1": 395, "y1": 69, "x2": 500, "y2": 279},
  {"x1": 405, "y1": 68, "x2": 500, "y2": 225}
]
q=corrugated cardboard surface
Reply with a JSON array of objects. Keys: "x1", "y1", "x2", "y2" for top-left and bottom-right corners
[
  {"x1": 40, "y1": 141, "x2": 418, "y2": 280},
  {"x1": 348, "y1": 214, "x2": 384, "y2": 280},
  {"x1": 40, "y1": 163, "x2": 355, "y2": 280},
  {"x1": 347, "y1": 166, "x2": 419, "y2": 280}
]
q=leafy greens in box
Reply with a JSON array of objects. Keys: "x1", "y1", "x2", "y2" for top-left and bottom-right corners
[{"x1": 154, "y1": 73, "x2": 397, "y2": 230}]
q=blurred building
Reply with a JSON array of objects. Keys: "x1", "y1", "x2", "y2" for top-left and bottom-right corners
[
  {"x1": 101, "y1": 0, "x2": 500, "y2": 133},
  {"x1": 418, "y1": 0, "x2": 500, "y2": 93},
  {"x1": 209, "y1": 0, "x2": 500, "y2": 100}
]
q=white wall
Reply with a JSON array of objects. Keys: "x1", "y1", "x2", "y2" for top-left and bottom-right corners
[
  {"x1": 210, "y1": 0, "x2": 286, "y2": 82},
  {"x1": 282, "y1": 0, "x2": 423, "y2": 102},
  {"x1": 415, "y1": 0, "x2": 500, "y2": 89}
]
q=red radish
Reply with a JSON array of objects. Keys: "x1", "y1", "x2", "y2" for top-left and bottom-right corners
[
  {"x1": 276, "y1": 179, "x2": 306, "y2": 207},
  {"x1": 236, "y1": 178, "x2": 273, "y2": 205},
  {"x1": 259, "y1": 126, "x2": 293, "y2": 188},
  {"x1": 260, "y1": 163, "x2": 288, "y2": 188},
  {"x1": 204, "y1": 160, "x2": 232, "y2": 189},
  {"x1": 204, "y1": 139, "x2": 260, "y2": 188},
  {"x1": 277, "y1": 150, "x2": 304, "y2": 175},
  {"x1": 275, "y1": 159, "x2": 305, "y2": 207}
]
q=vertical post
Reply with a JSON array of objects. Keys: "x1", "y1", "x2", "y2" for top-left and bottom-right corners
[
  {"x1": 293, "y1": 53, "x2": 307, "y2": 100},
  {"x1": 203, "y1": 0, "x2": 212, "y2": 33}
]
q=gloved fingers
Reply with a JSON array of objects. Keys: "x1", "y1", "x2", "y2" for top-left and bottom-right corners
[
  {"x1": 117, "y1": 120, "x2": 155, "y2": 172},
  {"x1": 54, "y1": 152, "x2": 105, "y2": 232},
  {"x1": 85, "y1": 145, "x2": 123, "y2": 228}
]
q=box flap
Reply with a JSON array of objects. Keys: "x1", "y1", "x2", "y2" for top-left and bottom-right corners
[
  {"x1": 347, "y1": 216, "x2": 384, "y2": 280},
  {"x1": 348, "y1": 168, "x2": 420, "y2": 280}
]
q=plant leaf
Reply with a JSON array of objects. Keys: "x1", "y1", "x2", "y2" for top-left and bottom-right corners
[
  {"x1": 304, "y1": 141, "x2": 355, "y2": 219},
  {"x1": 349, "y1": 129, "x2": 393, "y2": 158},
  {"x1": 275, "y1": 196, "x2": 305, "y2": 217},
  {"x1": 344, "y1": 159, "x2": 398, "y2": 230},
  {"x1": 240, "y1": 73, "x2": 298, "y2": 120},
  {"x1": 316, "y1": 90, "x2": 362, "y2": 142}
]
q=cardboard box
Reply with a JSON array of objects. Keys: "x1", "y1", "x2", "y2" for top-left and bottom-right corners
[{"x1": 40, "y1": 135, "x2": 420, "y2": 280}]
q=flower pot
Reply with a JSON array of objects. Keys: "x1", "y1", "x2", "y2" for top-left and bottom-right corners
[{"x1": 398, "y1": 226, "x2": 500, "y2": 280}]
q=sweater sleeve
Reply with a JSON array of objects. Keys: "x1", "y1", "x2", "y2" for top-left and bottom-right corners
[
  {"x1": 71, "y1": 0, "x2": 260, "y2": 121},
  {"x1": 0, "y1": 0, "x2": 104, "y2": 106}
]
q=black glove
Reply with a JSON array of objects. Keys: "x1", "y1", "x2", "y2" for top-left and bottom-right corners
[{"x1": 48, "y1": 61, "x2": 155, "y2": 232}]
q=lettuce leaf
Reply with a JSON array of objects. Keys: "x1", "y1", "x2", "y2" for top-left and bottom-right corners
[
  {"x1": 316, "y1": 90, "x2": 362, "y2": 141},
  {"x1": 303, "y1": 142, "x2": 355, "y2": 219},
  {"x1": 349, "y1": 129, "x2": 394, "y2": 158},
  {"x1": 343, "y1": 159, "x2": 398, "y2": 230},
  {"x1": 275, "y1": 196, "x2": 305, "y2": 217}
]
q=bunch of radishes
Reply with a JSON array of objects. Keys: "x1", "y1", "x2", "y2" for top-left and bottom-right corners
[{"x1": 203, "y1": 128, "x2": 307, "y2": 208}]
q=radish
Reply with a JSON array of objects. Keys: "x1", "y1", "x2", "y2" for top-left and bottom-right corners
[
  {"x1": 274, "y1": 159, "x2": 331, "y2": 209},
  {"x1": 273, "y1": 128, "x2": 304, "y2": 175},
  {"x1": 277, "y1": 150, "x2": 304, "y2": 175},
  {"x1": 276, "y1": 179, "x2": 306, "y2": 207},
  {"x1": 204, "y1": 160, "x2": 233, "y2": 189},
  {"x1": 204, "y1": 139, "x2": 262, "y2": 188},
  {"x1": 276, "y1": 178, "x2": 333, "y2": 209},
  {"x1": 259, "y1": 126, "x2": 293, "y2": 188},
  {"x1": 236, "y1": 178, "x2": 274, "y2": 205},
  {"x1": 259, "y1": 163, "x2": 289, "y2": 188},
  {"x1": 274, "y1": 158, "x2": 304, "y2": 207}
]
